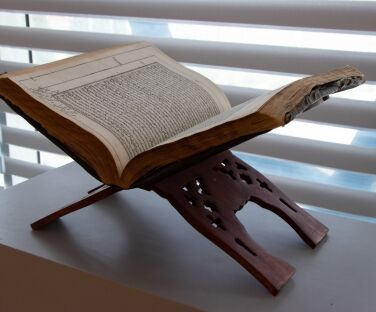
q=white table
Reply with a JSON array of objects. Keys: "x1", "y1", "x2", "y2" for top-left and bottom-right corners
[{"x1": 1, "y1": 162, "x2": 375, "y2": 311}]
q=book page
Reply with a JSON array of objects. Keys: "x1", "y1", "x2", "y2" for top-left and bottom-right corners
[
  {"x1": 8, "y1": 42, "x2": 231, "y2": 174},
  {"x1": 162, "y1": 64, "x2": 364, "y2": 146},
  {"x1": 161, "y1": 86, "x2": 285, "y2": 145}
]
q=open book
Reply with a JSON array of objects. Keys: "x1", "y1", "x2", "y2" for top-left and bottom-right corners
[{"x1": 0, "y1": 42, "x2": 364, "y2": 188}]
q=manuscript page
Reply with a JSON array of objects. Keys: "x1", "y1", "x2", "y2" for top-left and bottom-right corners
[{"x1": 8, "y1": 42, "x2": 231, "y2": 174}]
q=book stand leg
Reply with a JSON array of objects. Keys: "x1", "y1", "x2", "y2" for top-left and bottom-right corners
[
  {"x1": 31, "y1": 150, "x2": 328, "y2": 295},
  {"x1": 30, "y1": 184, "x2": 122, "y2": 230},
  {"x1": 149, "y1": 150, "x2": 328, "y2": 295}
]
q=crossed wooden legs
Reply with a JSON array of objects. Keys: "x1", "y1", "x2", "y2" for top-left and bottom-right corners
[
  {"x1": 31, "y1": 150, "x2": 328, "y2": 295},
  {"x1": 150, "y1": 151, "x2": 328, "y2": 295}
]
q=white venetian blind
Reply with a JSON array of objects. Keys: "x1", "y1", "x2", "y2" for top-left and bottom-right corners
[{"x1": 0, "y1": 0, "x2": 375, "y2": 218}]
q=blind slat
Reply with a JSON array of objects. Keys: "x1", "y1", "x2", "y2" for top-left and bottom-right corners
[
  {"x1": 236, "y1": 134, "x2": 376, "y2": 175},
  {"x1": 1, "y1": 0, "x2": 376, "y2": 31},
  {"x1": 3, "y1": 156, "x2": 51, "y2": 178},
  {"x1": 298, "y1": 98, "x2": 376, "y2": 130},
  {"x1": 0, "y1": 60, "x2": 33, "y2": 73},
  {"x1": 3, "y1": 154, "x2": 376, "y2": 217},
  {"x1": 1, "y1": 125, "x2": 65, "y2": 155},
  {"x1": 1, "y1": 122, "x2": 374, "y2": 175},
  {"x1": 1, "y1": 26, "x2": 375, "y2": 80},
  {"x1": 268, "y1": 174, "x2": 376, "y2": 218},
  {"x1": 222, "y1": 85, "x2": 376, "y2": 129}
]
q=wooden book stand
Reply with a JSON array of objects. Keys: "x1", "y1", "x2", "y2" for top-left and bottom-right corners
[{"x1": 31, "y1": 150, "x2": 328, "y2": 295}]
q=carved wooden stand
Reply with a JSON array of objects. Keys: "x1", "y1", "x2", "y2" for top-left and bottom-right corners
[{"x1": 31, "y1": 150, "x2": 328, "y2": 295}]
